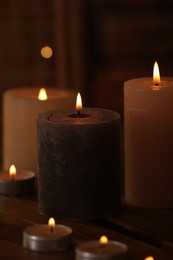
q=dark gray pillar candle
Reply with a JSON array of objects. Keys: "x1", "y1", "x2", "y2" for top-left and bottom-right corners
[{"x1": 37, "y1": 108, "x2": 121, "y2": 220}]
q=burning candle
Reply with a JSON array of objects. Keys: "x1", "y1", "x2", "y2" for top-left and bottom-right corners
[
  {"x1": 0, "y1": 164, "x2": 35, "y2": 195},
  {"x1": 3, "y1": 87, "x2": 76, "y2": 174},
  {"x1": 76, "y1": 236, "x2": 128, "y2": 260},
  {"x1": 23, "y1": 217, "x2": 73, "y2": 252},
  {"x1": 124, "y1": 62, "x2": 173, "y2": 207},
  {"x1": 38, "y1": 93, "x2": 121, "y2": 219}
]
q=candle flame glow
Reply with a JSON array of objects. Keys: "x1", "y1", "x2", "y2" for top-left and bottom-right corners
[
  {"x1": 100, "y1": 235, "x2": 108, "y2": 245},
  {"x1": 38, "y1": 88, "x2": 48, "y2": 101},
  {"x1": 145, "y1": 257, "x2": 155, "y2": 260},
  {"x1": 76, "y1": 93, "x2": 82, "y2": 110},
  {"x1": 153, "y1": 61, "x2": 160, "y2": 85},
  {"x1": 40, "y1": 46, "x2": 53, "y2": 59},
  {"x1": 48, "y1": 217, "x2": 55, "y2": 233},
  {"x1": 9, "y1": 164, "x2": 16, "y2": 179}
]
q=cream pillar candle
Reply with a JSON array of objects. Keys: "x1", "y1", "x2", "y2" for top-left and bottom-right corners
[
  {"x1": 3, "y1": 87, "x2": 76, "y2": 174},
  {"x1": 124, "y1": 62, "x2": 173, "y2": 207}
]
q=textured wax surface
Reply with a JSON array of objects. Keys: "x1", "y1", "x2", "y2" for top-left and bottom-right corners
[{"x1": 38, "y1": 108, "x2": 121, "y2": 219}]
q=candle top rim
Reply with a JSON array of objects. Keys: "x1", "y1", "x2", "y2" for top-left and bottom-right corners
[
  {"x1": 124, "y1": 77, "x2": 173, "y2": 89},
  {"x1": 4, "y1": 87, "x2": 76, "y2": 100},
  {"x1": 24, "y1": 224, "x2": 72, "y2": 239},
  {"x1": 38, "y1": 108, "x2": 120, "y2": 125},
  {"x1": 76, "y1": 240, "x2": 128, "y2": 255},
  {"x1": 0, "y1": 170, "x2": 35, "y2": 181}
]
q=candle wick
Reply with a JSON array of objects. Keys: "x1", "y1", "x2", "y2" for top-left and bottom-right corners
[
  {"x1": 99, "y1": 243, "x2": 107, "y2": 249},
  {"x1": 77, "y1": 110, "x2": 80, "y2": 118},
  {"x1": 11, "y1": 175, "x2": 15, "y2": 181},
  {"x1": 50, "y1": 226, "x2": 54, "y2": 234}
]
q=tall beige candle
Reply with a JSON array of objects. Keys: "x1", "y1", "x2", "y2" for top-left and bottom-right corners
[
  {"x1": 124, "y1": 63, "x2": 173, "y2": 207},
  {"x1": 3, "y1": 87, "x2": 76, "y2": 174}
]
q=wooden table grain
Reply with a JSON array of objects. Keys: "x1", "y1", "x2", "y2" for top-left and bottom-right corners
[{"x1": 0, "y1": 194, "x2": 172, "y2": 260}]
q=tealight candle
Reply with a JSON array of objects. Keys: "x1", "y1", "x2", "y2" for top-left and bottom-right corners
[
  {"x1": 0, "y1": 164, "x2": 35, "y2": 195},
  {"x1": 23, "y1": 218, "x2": 73, "y2": 252},
  {"x1": 76, "y1": 236, "x2": 128, "y2": 260},
  {"x1": 124, "y1": 62, "x2": 173, "y2": 207}
]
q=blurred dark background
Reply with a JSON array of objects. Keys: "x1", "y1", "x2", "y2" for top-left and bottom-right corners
[
  {"x1": 1, "y1": 0, "x2": 173, "y2": 111},
  {"x1": 0, "y1": 0, "x2": 173, "y2": 161}
]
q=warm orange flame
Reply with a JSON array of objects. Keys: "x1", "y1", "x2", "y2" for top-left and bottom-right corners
[
  {"x1": 145, "y1": 257, "x2": 154, "y2": 260},
  {"x1": 153, "y1": 61, "x2": 160, "y2": 85},
  {"x1": 9, "y1": 164, "x2": 16, "y2": 179},
  {"x1": 48, "y1": 217, "x2": 55, "y2": 232},
  {"x1": 100, "y1": 235, "x2": 108, "y2": 245},
  {"x1": 38, "y1": 88, "x2": 48, "y2": 101},
  {"x1": 76, "y1": 93, "x2": 82, "y2": 110}
]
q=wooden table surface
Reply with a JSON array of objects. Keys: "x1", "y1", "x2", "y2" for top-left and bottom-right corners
[{"x1": 0, "y1": 193, "x2": 173, "y2": 260}]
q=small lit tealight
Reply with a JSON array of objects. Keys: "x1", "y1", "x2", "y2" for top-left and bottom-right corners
[
  {"x1": 0, "y1": 164, "x2": 35, "y2": 196},
  {"x1": 76, "y1": 236, "x2": 128, "y2": 260},
  {"x1": 23, "y1": 218, "x2": 73, "y2": 252}
]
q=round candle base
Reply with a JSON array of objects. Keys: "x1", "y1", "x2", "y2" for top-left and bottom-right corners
[
  {"x1": 76, "y1": 240, "x2": 128, "y2": 260},
  {"x1": 23, "y1": 224, "x2": 73, "y2": 252},
  {"x1": 0, "y1": 171, "x2": 35, "y2": 196}
]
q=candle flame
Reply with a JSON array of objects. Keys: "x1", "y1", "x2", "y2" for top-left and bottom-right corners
[
  {"x1": 100, "y1": 235, "x2": 108, "y2": 245},
  {"x1": 145, "y1": 257, "x2": 155, "y2": 260},
  {"x1": 76, "y1": 92, "x2": 82, "y2": 110},
  {"x1": 153, "y1": 61, "x2": 160, "y2": 85},
  {"x1": 48, "y1": 217, "x2": 55, "y2": 233},
  {"x1": 38, "y1": 88, "x2": 48, "y2": 101},
  {"x1": 9, "y1": 164, "x2": 16, "y2": 179}
]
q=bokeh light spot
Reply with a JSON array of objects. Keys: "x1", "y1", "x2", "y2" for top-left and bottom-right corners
[{"x1": 40, "y1": 46, "x2": 53, "y2": 58}]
